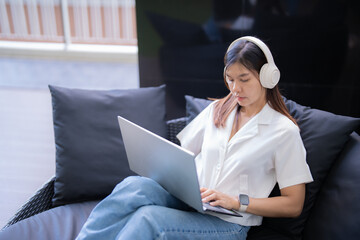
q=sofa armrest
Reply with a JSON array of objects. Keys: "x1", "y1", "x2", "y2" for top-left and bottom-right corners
[
  {"x1": 3, "y1": 177, "x2": 55, "y2": 229},
  {"x1": 166, "y1": 117, "x2": 187, "y2": 145}
]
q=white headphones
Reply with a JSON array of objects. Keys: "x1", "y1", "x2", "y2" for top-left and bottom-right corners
[{"x1": 225, "y1": 36, "x2": 280, "y2": 89}]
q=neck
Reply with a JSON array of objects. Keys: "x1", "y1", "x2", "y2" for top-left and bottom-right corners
[{"x1": 240, "y1": 99, "x2": 267, "y2": 118}]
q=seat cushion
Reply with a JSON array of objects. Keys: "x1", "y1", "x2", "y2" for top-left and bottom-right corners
[{"x1": 0, "y1": 201, "x2": 99, "y2": 240}]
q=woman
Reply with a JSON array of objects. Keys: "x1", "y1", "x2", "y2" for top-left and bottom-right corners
[{"x1": 76, "y1": 36, "x2": 313, "y2": 240}]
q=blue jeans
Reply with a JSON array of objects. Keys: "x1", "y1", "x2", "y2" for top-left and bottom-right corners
[{"x1": 76, "y1": 176, "x2": 250, "y2": 240}]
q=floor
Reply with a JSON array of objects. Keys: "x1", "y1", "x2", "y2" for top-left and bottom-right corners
[{"x1": 0, "y1": 57, "x2": 139, "y2": 228}]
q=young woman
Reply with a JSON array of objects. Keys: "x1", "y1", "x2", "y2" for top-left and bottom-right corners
[{"x1": 76, "y1": 36, "x2": 313, "y2": 240}]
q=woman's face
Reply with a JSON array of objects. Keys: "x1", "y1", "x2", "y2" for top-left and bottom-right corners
[{"x1": 225, "y1": 62, "x2": 267, "y2": 110}]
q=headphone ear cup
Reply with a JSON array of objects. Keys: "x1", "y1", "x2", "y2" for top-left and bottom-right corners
[
  {"x1": 259, "y1": 63, "x2": 270, "y2": 88},
  {"x1": 259, "y1": 63, "x2": 280, "y2": 89}
]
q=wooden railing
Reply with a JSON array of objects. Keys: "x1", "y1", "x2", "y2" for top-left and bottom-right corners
[{"x1": 0, "y1": 0, "x2": 137, "y2": 46}]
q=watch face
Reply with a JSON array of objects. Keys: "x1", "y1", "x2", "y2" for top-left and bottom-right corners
[{"x1": 240, "y1": 194, "x2": 249, "y2": 205}]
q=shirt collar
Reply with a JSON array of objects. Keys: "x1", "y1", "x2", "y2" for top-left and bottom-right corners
[
  {"x1": 229, "y1": 102, "x2": 275, "y2": 127},
  {"x1": 257, "y1": 103, "x2": 276, "y2": 125}
]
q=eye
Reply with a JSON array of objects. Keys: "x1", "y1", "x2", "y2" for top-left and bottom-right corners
[
  {"x1": 226, "y1": 78, "x2": 234, "y2": 83},
  {"x1": 240, "y1": 79, "x2": 249, "y2": 83}
]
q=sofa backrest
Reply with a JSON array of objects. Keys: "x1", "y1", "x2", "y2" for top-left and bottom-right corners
[{"x1": 303, "y1": 132, "x2": 360, "y2": 239}]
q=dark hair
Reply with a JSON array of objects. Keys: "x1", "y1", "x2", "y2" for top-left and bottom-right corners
[
  {"x1": 224, "y1": 40, "x2": 266, "y2": 78},
  {"x1": 213, "y1": 39, "x2": 298, "y2": 128}
]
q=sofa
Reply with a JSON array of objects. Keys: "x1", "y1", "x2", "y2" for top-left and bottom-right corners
[{"x1": 0, "y1": 85, "x2": 359, "y2": 240}]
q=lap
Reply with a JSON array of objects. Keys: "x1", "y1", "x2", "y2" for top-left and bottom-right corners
[
  {"x1": 122, "y1": 205, "x2": 249, "y2": 240},
  {"x1": 79, "y1": 177, "x2": 249, "y2": 240}
]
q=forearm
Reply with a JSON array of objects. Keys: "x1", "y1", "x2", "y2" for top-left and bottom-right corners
[
  {"x1": 246, "y1": 195, "x2": 304, "y2": 218},
  {"x1": 242, "y1": 184, "x2": 306, "y2": 218},
  {"x1": 202, "y1": 184, "x2": 305, "y2": 218}
]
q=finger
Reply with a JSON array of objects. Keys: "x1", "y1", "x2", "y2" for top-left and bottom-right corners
[
  {"x1": 200, "y1": 188, "x2": 211, "y2": 197},
  {"x1": 201, "y1": 189, "x2": 215, "y2": 199},
  {"x1": 202, "y1": 192, "x2": 218, "y2": 202},
  {"x1": 201, "y1": 192, "x2": 209, "y2": 202},
  {"x1": 209, "y1": 200, "x2": 220, "y2": 206}
]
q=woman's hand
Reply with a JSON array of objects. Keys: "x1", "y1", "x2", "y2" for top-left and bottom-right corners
[{"x1": 200, "y1": 187, "x2": 239, "y2": 210}]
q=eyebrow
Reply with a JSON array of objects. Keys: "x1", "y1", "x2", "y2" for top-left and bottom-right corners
[{"x1": 226, "y1": 73, "x2": 249, "y2": 78}]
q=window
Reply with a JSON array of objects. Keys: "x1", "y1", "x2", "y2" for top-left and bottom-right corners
[{"x1": 0, "y1": 0, "x2": 137, "y2": 47}]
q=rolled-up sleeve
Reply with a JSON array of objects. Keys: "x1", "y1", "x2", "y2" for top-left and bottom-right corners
[
  {"x1": 274, "y1": 126, "x2": 313, "y2": 189},
  {"x1": 176, "y1": 102, "x2": 214, "y2": 156}
]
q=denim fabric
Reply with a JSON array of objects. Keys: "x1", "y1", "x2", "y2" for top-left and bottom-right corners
[{"x1": 76, "y1": 176, "x2": 250, "y2": 240}]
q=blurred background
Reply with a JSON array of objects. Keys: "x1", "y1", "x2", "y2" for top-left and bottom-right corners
[
  {"x1": 136, "y1": 0, "x2": 360, "y2": 119},
  {"x1": 1, "y1": 0, "x2": 359, "y2": 228}
]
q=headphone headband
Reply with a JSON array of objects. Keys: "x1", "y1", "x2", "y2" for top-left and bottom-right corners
[
  {"x1": 225, "y1": 36, "x2": 280, "y2": 89},
  {"x1": 226, "y1": 36, "x2": 275, "y2": 66}
]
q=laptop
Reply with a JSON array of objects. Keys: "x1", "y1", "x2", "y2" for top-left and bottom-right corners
[{"x1": 117, "y1": 116, "x2": 242, "y2": 217}]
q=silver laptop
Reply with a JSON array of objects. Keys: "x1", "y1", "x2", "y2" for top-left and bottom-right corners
[{"x1": 117, "y1": 116, "x2": 242, "y2": 217}]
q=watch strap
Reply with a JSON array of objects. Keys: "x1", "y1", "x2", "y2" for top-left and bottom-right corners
[
  {"x1": 239, "y1": 204, "x2": 248, "y2": 212},
  {"x1": 238, "y1": 194, "x2": 249, "y2": 212}
]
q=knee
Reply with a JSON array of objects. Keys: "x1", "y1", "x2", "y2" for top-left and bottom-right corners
[
  {"x1": 119, "y1": 176, "x2": 141, "y2": 186},
  {"x1": 114, "y1": 176, "x2": 159, "y2": 193}
]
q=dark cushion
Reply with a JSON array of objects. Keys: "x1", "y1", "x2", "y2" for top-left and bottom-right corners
[
  {"x1": 49, "y1": 85, "x2": 167, "y2": 206},
  {"x1": 185, "y1": 95, "x2": 212, "y2": 124},
  {"x1": 303, "y1": 133, "x2": 360, "y2": 240},
  {"x1": 185, "y1": 95, "x2": 360, "y2": 239},
  {"x1": 0, "y1": 201, "x2": 99, "y2": 240}
]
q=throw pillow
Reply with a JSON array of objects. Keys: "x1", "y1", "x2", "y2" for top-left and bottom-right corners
[
  {"x1": 49, "y1": 85, "x2": 167, "y2": 206},
  {"x1": 185, "y1": 95, "x2": 360, "y2": 239},
  {"x1": 185, "y1": 95, "x2": 212, "y2": 124}
]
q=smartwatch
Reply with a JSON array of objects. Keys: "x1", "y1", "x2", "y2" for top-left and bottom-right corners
[{"x1": 239, "y1": 194, "x2": 249, "y2": 212}]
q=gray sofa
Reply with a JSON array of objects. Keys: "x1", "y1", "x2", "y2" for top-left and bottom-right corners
[{"x1": 1, "y1": 86, "x2": 359, "y2": 240}]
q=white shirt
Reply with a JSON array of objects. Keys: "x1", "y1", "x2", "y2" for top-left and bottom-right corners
[{"x1": 177, "y1": 101, "x2": 313, "y2": 226}]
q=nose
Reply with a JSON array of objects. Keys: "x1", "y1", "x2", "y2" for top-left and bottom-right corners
[{"x1": 231, "y1": 81, "x2": 242, "y2": 95}]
